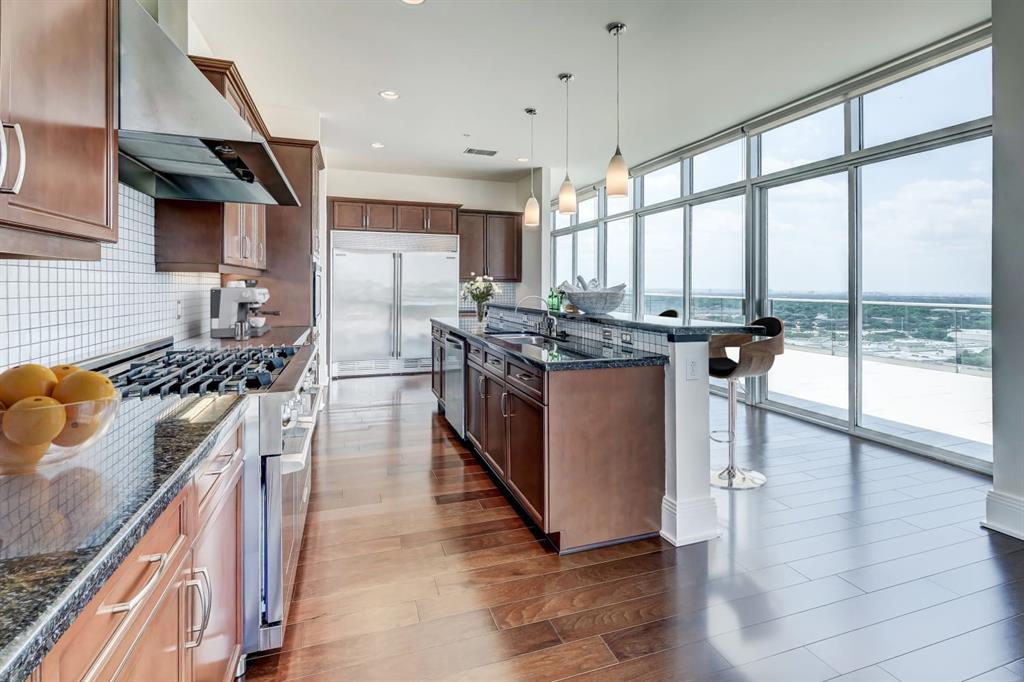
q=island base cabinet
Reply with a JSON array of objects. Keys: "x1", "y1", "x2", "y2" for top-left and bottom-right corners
[
  {"x1": 466, "y1": 363, "x2": 485, "y2": 453},
  {"x1": 506, "y1": 389, "x2": 546, "y2": 527}
]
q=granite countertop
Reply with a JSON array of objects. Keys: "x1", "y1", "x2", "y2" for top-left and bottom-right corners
[
  {"x1": 177, "y1": 325, "x2": 311, "y2": 349},
  {"x1": 431, "y1": 318, "x2": 669, "y2": 370},
  {"x1": 484, "y1": 303, "x2": 766, "y2": 341},
  {"x1": 0, "y1": 393, "x2": 247, "y2": 681}
]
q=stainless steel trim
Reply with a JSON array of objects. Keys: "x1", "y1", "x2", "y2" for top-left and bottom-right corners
[
  {"x1": 0, "y1": 120, "x2": 7, "y2": 189},
  {"x1": 78, "y1": 337, "x2": 175, "y2": 373},
  {"x1": 262, "y1": 454, "x2": 283, "y2": 634},
  {"x1": 0, "y1": 122, "x2": 25, "y2": 194},
  {"x1": 500, "y1": 391, "x2": 508, "y2": 418},
  {"x1": 396, "y1": 253, "x2": 403, "y2": 357},
  {"x1": 99, "y1": 552, "x2": 167, "y2": 615},
  {"x1": 117, "y1": 0, "x2": 299, "y2": 205},
  {"x1": 184, "y1": 577, "x2": 207, "y2": 649}
]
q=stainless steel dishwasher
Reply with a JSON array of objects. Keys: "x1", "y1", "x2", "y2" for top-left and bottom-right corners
[{"x1": 443, "y1": 333, "x2": 466, "y2": 438}]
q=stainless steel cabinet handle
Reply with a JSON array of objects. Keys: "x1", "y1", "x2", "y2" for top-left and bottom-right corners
[
  {"x1": 478, "y1": 374, "x2": 487, "y2": 398},
  {"x1": 257, "y1": 240, "x2": 265, "y2": 264},
  {"x1": 0, "y1": 122, "x2": 26, "y2": 195},
  {"x1": 186, "y1": 566, "x2": 213, "y2": 648},
  {"x1": 500, "y1": 391, "x2": 508, "y2": 418},
  {"x1": 488, "y1": 358, "x2": 501, "y2": 366},
  {"x1": 515, "y1": 372, "x2": 534, "y2": 382}
]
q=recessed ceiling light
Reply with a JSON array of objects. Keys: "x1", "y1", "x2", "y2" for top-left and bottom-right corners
[
  {"x1": 371, "y1": 142, "x2": 385, "y2": 149},
  {"x1": 402, "y1": 0, "x2": 425, "y2": 4},
  {"x1": 516, "y1": 157, "x2": 529, "y2": 163},
  {"x1": 378, "y1": 90, "x2": 400, "y2": 100}
]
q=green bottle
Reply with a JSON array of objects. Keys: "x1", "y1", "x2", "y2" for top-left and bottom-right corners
[{"x1": 547, "y1": 288, "x2": 560, "y2": 311}]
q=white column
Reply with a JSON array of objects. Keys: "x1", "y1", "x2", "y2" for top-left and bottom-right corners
[
  {"x1": 661, "y1": 339, "x2": 720, "y2": 546},
  {"x1": 986, "y1": 0, "x2": 1024, "y2": 540}
]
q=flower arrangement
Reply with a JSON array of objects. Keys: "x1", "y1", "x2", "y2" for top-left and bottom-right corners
[{"x1": 462, "y1": 274, "x2": 500, "y2": 321}]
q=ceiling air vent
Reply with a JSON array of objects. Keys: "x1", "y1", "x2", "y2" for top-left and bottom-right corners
[{"x1": 463, "y1": 147, "x2": 498, "y2": 157}]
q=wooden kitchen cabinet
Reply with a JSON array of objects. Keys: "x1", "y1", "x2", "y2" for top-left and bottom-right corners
[
  {"x1": 457, "y1": 213, "x2": 485, "y2": 279},
  {"x1": 457, "y1": 211, "x2": 522, "y2": 282},
  {"x1": 482, "y1": 373, "x2": 508, "y2": 479},
  {"x1": 506, "y1": 388, "x2": 545, "y2": 525},
  {"x1": 465, "y1": 362, "x2": 485, "y2": 453},
  {"x1": 0, "y1": 0, "x2": 118, "y2": 260},
  {"x1": 397, "y1": 205, "x2": 426, "y2": 232},
  {"x1": 330, "y1": 197, "x2": 462, "y2": 235},
  {"x1": 37, "y1": 424, "x2": 245, "y2": 681},
  {"x1": 190, "y1": 466, "x2": 243, "y2": 682}
]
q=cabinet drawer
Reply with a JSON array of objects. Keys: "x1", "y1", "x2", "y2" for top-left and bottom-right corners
[
  {"x1": 195, "y1": 424, "x2": 243, "y2": 527},
  {"x1": 41, "y1": 486, "x2": 192, "y2": 682},
  {"x1": 466, "y1": 341, "x2": 485, "y2": 366},
  {"x1": 506, "y1": 359, "x2": 545, "y2": 404},
  {"x1": 431, "y1": 325, "x2": 444, "y2": 341},
  {"x1": 483, "y1": 351, "x2": 505, "y2": 376}
]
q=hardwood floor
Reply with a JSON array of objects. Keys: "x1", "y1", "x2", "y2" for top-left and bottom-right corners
[{"x1": 244, "y1": 374, "x2": 1024, "y2": 682}]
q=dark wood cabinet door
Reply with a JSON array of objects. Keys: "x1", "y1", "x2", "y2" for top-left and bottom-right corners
[
  {"x1": 397, "y1": 205, "x2": 426, "y2": 232},
  {"x1": 0, "y1": 0, "x2": 118, "y2": 243},
  {"x1": 431, "y1": 340, "x2": 444, "y2": 401},
  {"x1": 427, "y1": 207, "x2": 456, "y2": 234},
  {"x1": 366, "y1": 203, "x2": 396, "y2": 231},
  {"x1": 458, "y1": 213, "x2": 486, "y2": 280},
  {"x1": 332, "y1": 201, "x2": 365, "y2": 230},
  {"x1": 507, "y1": 389, "x2": 545, "y2": 525},
  {"x1": 483, "y1": 376, "x2": 507, "y2": 478},
  {"x1": 466, "y1": 363, "x2": 485, "y2": 453},
  {"x1": 191, "y1": 477, "x2": 243, "y2": 682},
  {"x1": 254, "y1": 205, "x2": 267, "y2": 269},
  {"x1": 222, "y1": 203, "x2": 245, "y2": 266},
  {"x1": 485, "y1": 214, "x2": 521, "y2": 281}
]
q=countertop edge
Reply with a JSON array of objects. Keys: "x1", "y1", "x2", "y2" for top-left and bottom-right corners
[
  {"x1": 484, "y1": 303, "x2": 766, "y2": 338},
  {"x1": 0, "y1": 396, "x2": 248, "y2": 682},
  {"x1": 430, "y1": 318, "x2": 669, "y2": 370}
]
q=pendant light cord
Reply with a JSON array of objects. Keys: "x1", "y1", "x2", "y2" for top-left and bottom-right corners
[
  {"x1": 529, "y1": 112, "x2": 535, "y2": 198},
  {"x1": 615, "y1": 29, "x2": 621, "y2": 147},
  {"x1": 564, "y1": 77, "x2": 570, "y2": 173}
]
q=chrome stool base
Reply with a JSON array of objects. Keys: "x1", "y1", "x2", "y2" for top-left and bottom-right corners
[
  {"x1": 711, "y1": 465, "x2": 767, "y2": 490},
  {"x1": 710, "y1": 378, "x2": 768, "y2": 491}
]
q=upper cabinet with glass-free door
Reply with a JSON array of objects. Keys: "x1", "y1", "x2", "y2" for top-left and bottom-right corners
[{"x1": 0, "y1": 0, "x2": 118, "y2": 260}]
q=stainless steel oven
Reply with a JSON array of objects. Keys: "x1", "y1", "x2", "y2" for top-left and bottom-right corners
[{"x1": 240, "y1": 343, "x2": 319, "y2": 659}]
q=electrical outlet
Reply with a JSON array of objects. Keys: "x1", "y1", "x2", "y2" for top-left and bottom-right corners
[
  {"x1": 686, "y1": 358, "x2": 699, "y2": 381},
  {"x1": 602, "y1": 329, "x2": 613, "y2": 341},
  {"x1": 176, "y1": 300, "x2": 183, "y2": 320},
  {"x1": 621, "y1": 332, "x2": 633, "y2": 345}
]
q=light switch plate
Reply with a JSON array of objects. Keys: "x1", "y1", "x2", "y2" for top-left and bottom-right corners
[
  {"x1": 621, "y1": 332, "x2": 633, "y2": 345},
  {"x1": 602, "y1": 329, "x2": 613, "y2": 341}
]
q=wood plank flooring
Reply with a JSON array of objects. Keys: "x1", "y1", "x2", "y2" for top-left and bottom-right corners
[{"x1": 244, "y1": 374, "x2": 1024, "y2": 682}]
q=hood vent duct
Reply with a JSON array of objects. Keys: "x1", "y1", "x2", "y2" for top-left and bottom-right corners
[{"x1": 117, "y1": 0, "x2": 299, "y2": 206}]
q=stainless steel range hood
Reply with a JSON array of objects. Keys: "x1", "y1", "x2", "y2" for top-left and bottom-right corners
[{"x1": 117, "y1": 0, "x2": 299, "y2": 206}]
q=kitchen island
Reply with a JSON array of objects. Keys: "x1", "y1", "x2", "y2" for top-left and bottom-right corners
[{"x1": 431, "y1": 317, "x2": 668, "y2": 553}]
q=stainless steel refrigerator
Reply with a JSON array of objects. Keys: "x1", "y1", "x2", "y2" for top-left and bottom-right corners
[{"x1": 330, "y1": 231, "x2": 459, "y2": 377}]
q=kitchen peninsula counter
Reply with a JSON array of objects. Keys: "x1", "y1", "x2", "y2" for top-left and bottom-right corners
[{"x1": 0, "y1": 394, "x2": 246, "y2": 681}]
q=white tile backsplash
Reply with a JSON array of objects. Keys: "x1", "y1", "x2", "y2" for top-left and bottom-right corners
[{"x1": 0, "y1": 184, "x2": 219, "y2": 368}]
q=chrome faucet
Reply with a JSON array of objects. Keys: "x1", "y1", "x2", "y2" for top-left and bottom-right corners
[{"x1": 514, "y1": 295, "x2": 558, "y2": 337}]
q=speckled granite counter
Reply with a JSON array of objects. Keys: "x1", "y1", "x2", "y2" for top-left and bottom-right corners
[
  {"x1": 484, "y1": 303, "x2": 766, "y2": 341},
  {"x1": 0, "y1": 393, "x2": 247, "y2": 681},
  {"x1": 431, "y1": 317, "x2": 669, "y2": 370},
  {"x1": 177, "y1": 325, "x2": 311, "y2": 349}
]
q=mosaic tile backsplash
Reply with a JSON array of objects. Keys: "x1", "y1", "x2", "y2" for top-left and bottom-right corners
[
  {"x1": 459, "y1": 282, "x2": 519, "y2": 313},
  {"x1": 0, "y1": 184, "x2": 220, "y2": 368},
  {"x1": 485, "y1": 306, "x2": 671, "y2": 355}
]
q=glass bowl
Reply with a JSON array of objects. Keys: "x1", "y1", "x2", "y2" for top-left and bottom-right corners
[{"x1": 0, "y1": 395, "x2": 121, "y2": 474}]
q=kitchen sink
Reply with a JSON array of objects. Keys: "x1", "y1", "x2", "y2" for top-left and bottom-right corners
[{"x1": 489, "y1": 334, "x2": 551, "y2": 345}]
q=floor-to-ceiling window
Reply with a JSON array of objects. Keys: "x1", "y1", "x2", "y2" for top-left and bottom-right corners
[
  {"x1": 765, "y1": 172, "x2": 850, "y2": 420},
  {"x1": 641, "y1": 207, "x2": 685, "y2": 317},
  {"x1": 549, "y1": 31, "x2": 993, "y2": 469},
  {"x1": 575, "y1": 227, "x2": 598, "y2": 285}
]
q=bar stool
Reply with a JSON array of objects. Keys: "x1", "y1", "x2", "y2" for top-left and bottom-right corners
[{"x1": 709, "y1": 317, "x2": 785, "y2": 490}]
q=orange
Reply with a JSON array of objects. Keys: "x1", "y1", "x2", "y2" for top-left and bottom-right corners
[
  {"x1": 50, "y1": 364, "x2": 82, "y2": 382},
  {"x1": 2, "y1": 396, "x2": 66, "y2": 446},
  {"x1": 0, "y1": 434, "x2": 49, "y2": 470},
  {"x1": 52, "y1": 370, "x2": 117, "y2": 404},
  {"x1": 52, "y1": 415, "x2": 103, "y2": 447},
  {"x1": 0, "y1": 364, "x2": 58, "y2": 406}
]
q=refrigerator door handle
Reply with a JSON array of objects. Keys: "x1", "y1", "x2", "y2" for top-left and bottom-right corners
[
  {"x1": 396, "y1": 253, "x2": 403, "y2": 358},
  {"x1": 390, "y1": 253, "x2": 398, "y2": 357}
]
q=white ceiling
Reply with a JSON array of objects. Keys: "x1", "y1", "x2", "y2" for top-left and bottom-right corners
[{"x1": 189, "y1": 0, "x2": 990, "y2": 194}]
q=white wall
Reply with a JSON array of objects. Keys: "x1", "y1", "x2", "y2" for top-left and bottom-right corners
[
  {"x1": 187, "y1": 13, "x2": 213, "y2": 57},
  {"x1": 515, "y1": 168, "x2": 550, "y2": 302},
  {"x1": 326, "y1": 168, "x2": 520, "y2": 212},
  {"x1": 987, "y1": 0, "x2": 1024, "y2": 541}
]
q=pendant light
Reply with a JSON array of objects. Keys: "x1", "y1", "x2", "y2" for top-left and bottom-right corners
[
  {"x1": 523, "y1": 108, "x2": 540, "y2": 227},
  {"x1": 605, "y1": 22, "x2": 629, "y2": 197},
  {"x1": 557, "y1": 73, "x2": 577, "y2": 214}
]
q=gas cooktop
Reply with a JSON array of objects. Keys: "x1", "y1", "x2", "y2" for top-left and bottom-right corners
[{"x1": 109, "y1": 346, "x2": 299, "y2": 399}]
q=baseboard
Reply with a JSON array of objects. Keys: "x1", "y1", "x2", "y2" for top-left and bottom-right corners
[
  {"x1": 983, "y1": 489, "x2": 1024, "y2": 540},
  {"x1": 661, "y1": 495, "x2": 720, "y2": 547}
]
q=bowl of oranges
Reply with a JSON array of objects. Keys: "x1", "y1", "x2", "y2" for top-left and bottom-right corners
[{"x1": 0, "y1": 363, "x2": 120, "y2": 474}]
